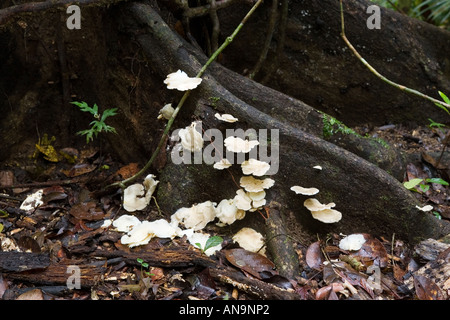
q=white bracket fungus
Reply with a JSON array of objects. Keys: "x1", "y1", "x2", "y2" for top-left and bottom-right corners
[
  {"x1": 120, "y1": 219, "x2": 178, "y2": 248},
  {"x1": 415, "y1": 204, "x2": 433, "y2": 212},
  {"x1": 233, "y1": 189, "x2": 253, "y2": 211},
  {"x1": 171, "y1": 200, "x2": 217, "y2": 231},
  {"x1": 178, "y1": 122, "x2": 204, "y2": 152},
  {"x1": 216, "y1": 199, "x2": 245, "y2": 226},
  {"x1": 112, "y1": 214, "x2": 141, "y2": 232},
  {"x1": 232, "y1": 227, "x2": 266, "y2": 256},
  {"x1": 224, "y1": 136, "x2": 259, "y2": 153},
  {"x1": 290, "y1": 186, "x2": 319, "y2": 196},
  {"x1": 214, "y1": 113, "x2": 239, "y2": 123},
  {"x1": 303, "y1": 198, "x2": 342, "y2": 223},
  {"x1": 213, "y1": 158, "x2": 232, "y2": 170},
  {"x1": 240, "y1": 176, "x2": 275, "y2": 192},
  {"x1": 339, "y1": 234, "x2": 367, "y2": 251},
  {"x1": 303, "y1": 198, "x2": 336, "y2": 211},
  {"x1": 163, "y1": 70, "x2": 202, "y2": 91},
  {"x1": 20, "y1": 189, "x2": 44, "y2": 212},
  {"x1": 310, "y1": 209, "x2": 342, "y2": 223},
  {"x1": 123, "y1": 174, "x2": 159, "y2": 212},
  {"x1": 241, "y1": 159, "x2": 270, "y2": 176}
]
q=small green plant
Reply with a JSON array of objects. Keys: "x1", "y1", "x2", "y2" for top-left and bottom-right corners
[
  {"x1": 195, "y1": 236, "x2": 223, "y2": 254},
  {"x1": 428, "y1": 118, "x2": 446, "y2": 131},
  {"x1": 321, "y1": 112, "x2": 360, "y2": 139},
  {"x1": 403, "y1": 177, "x2": 449, "y2": 193},
  {"x1": 71, "y1": 101, "x2": 117, "y2": 143},
  {"x1": 136, "y1": 258, "x2": 154, "y2": 277},
  {"x1": 434, "y1": 91, "x2": 450, "y2": 115}
]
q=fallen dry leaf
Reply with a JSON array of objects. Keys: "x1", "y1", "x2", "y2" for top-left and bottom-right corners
[
  {"x1": 116, "y1": 163, "x2": 140, "y2": 179},
  {"x1": 16, "y1": 288, "x2": 44, "y2": 300},
  {"x1": 414, "y1": 274, "x2": 444, "y2": 300},
  {"x1": 352, "y1": 234, "x2": 389, "y2": 268},
  {"x1": 306, "y1": 241, "x2": 324, "y2": 270},
  {"x1": 69, "y1": 201, "x2": 105, "y2": 221},
  {"x1": 224, "y1": 248, "x2": 277, "y2": 279}
]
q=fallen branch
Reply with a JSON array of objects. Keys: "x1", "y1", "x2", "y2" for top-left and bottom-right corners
[
  {"x1": 264, "y1": 201, "x2": 300, "y2": 279},
  {"x1": 0, "y1": 0, "x2": 130, "y2": 25}
]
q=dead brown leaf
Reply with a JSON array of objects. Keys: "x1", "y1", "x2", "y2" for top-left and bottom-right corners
[
  {"x1": 306, "y1": 241, "x2": 324, "y2": 270},
  {"x1": 414, "y1": 274, "x2": 445, "y2": 300},
  {"x1": 69, "y1": 201, "x2": 105, "y2": 221},
  {"x1": 16, "y1": 288, "x2": 44, "y2": 300},
  {"x1": 353, "y1": 234, "x2": 389, "y2": 268},
  {"x1": 224, "y1": 248, "x2": 277, "y2": 279},
  {"x1": 116, "y1": 163, "x2": 140, "y2": 180}
]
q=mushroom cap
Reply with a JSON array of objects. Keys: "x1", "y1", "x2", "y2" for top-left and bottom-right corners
[
  {"x1": 112, "y1": 214, "x2": 141, "y2": 232},
  {"x1": 215, "y1": 113, "x2": 239, "y2": 123},
  {"x1": 248, "y1": 190, "x2": 266, "y2": 201},
  {"x1": 240, "y1": 176, "x2": 275, "y2": 192},
  {"x1": 171, "y1": 200, "x2": 217, "y2": 231},
  {"x1": 123, "y1": 184, "x2": 150, "y2": 212},
  {"x1": 250, "y1": 198, "x2": 266, "y2": 211},
  {"x1": 120, "y1": 221, "x2": 155, "y2": 247},
  {"x1": 290, "y1": 186, "x2": 319, "y2": 195},
  {"x1": 213, "y1": 158, "x2": 232, "y2": 170},
  {"x1": 216, "y1": 199, "x2": 246, "y2": 225},
  {"x1": 120, "y1": 219, "x2": 179, "y2": 248},
  {"x1": 232, "y1": 227, "x2": 266, "y2": 256},
  {"x1": 224, "y1": 136, "x2": 259, "y2": 153},
  {"x1": 146, "y1": 219, "x2": 178, "y2": 239},
  {"x1": 20, "y1": 189, "x2": 44, "y2": 212},
  {"x1": 234, "y1": 189, "x2": 253, "y2": 211},
  {"x1": 163, "y1": 70, "x2": 202, "y2": 91},
  {"x1": 241, "y1": 159, "x2": 270, "y2": 176},
  {"x1": 339, "y1": 233, "x2": 366, "y2": 251},
  {"x1": 178, "y1": 122, "x2": 204, "y2": 152},
  {"x1": 415, "y1": 204, "x2": 433, "y2": 212},
  {"x1": 311, "y1": 209, "x2": 342, "y2": 223},
  {"x1": 143, "y1": 174, "x2": 159, "y2": 195},
  {"x1": 303, "y1": 198, "x2": 336, "y2": 211}
]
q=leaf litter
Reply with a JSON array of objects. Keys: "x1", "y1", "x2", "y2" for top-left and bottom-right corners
[{"x1": 0, "y1": 136, "x2": 449, "y2": 300}]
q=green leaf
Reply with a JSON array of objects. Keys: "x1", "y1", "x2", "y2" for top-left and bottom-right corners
[
  {"x1": 403, "y1": 178, "x2": 423, "y2": 190},
  {"x1": 101, "y1": 108, "x2": 118, "y2": 122},
  {"x1": 432, "y1": 211, "x2": 442, "y2": 220},
  {"x1": 0, "y1": 210, "x2": 8, "y2": 218},
  {"x1": 435, "y1": 91, "x2": 450, "y2": 115},
  {"x1": 419, "y1": 184, "x2": 430, "y2": 193},
  {"x1": 71, "y1": 101, "x2": 98, "y2": 116},
  {"x1": 426, "y1": 178, "x2": 449, "y2": 186},
  {"x1": 439, "y1": 91, "x2": 450, "y2": 105},
  {"x1": 204, "y1": 236, "x2": 223, "y2": 252}
]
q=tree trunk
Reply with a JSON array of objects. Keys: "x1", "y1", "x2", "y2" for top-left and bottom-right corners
[{"x1": 0, "y1": 0, "x2": 449, "y2": 246}]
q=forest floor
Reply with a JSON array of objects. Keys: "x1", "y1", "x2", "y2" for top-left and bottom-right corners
[{"x1": 0, "y1": 123, "x2": 449, "y2": 301}]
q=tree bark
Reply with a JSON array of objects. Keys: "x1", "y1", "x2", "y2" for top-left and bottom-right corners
[
  {"x1": 0, "y1": 0, "x2": 449, "y2": 246},
  {"x1": 217, "y1": 0, "x2": 450, "y2": 126},
  {"x1": 122, "y1": 2, "x2": 450, "y2": 243}
]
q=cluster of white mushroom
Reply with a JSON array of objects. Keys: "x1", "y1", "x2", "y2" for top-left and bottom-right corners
[
  {"x1": 290, "y1": 167, "x2": 342, "y2": 223},
  {"x1": 107, "y1": 70, "x2": 266, "y2": 256}
]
